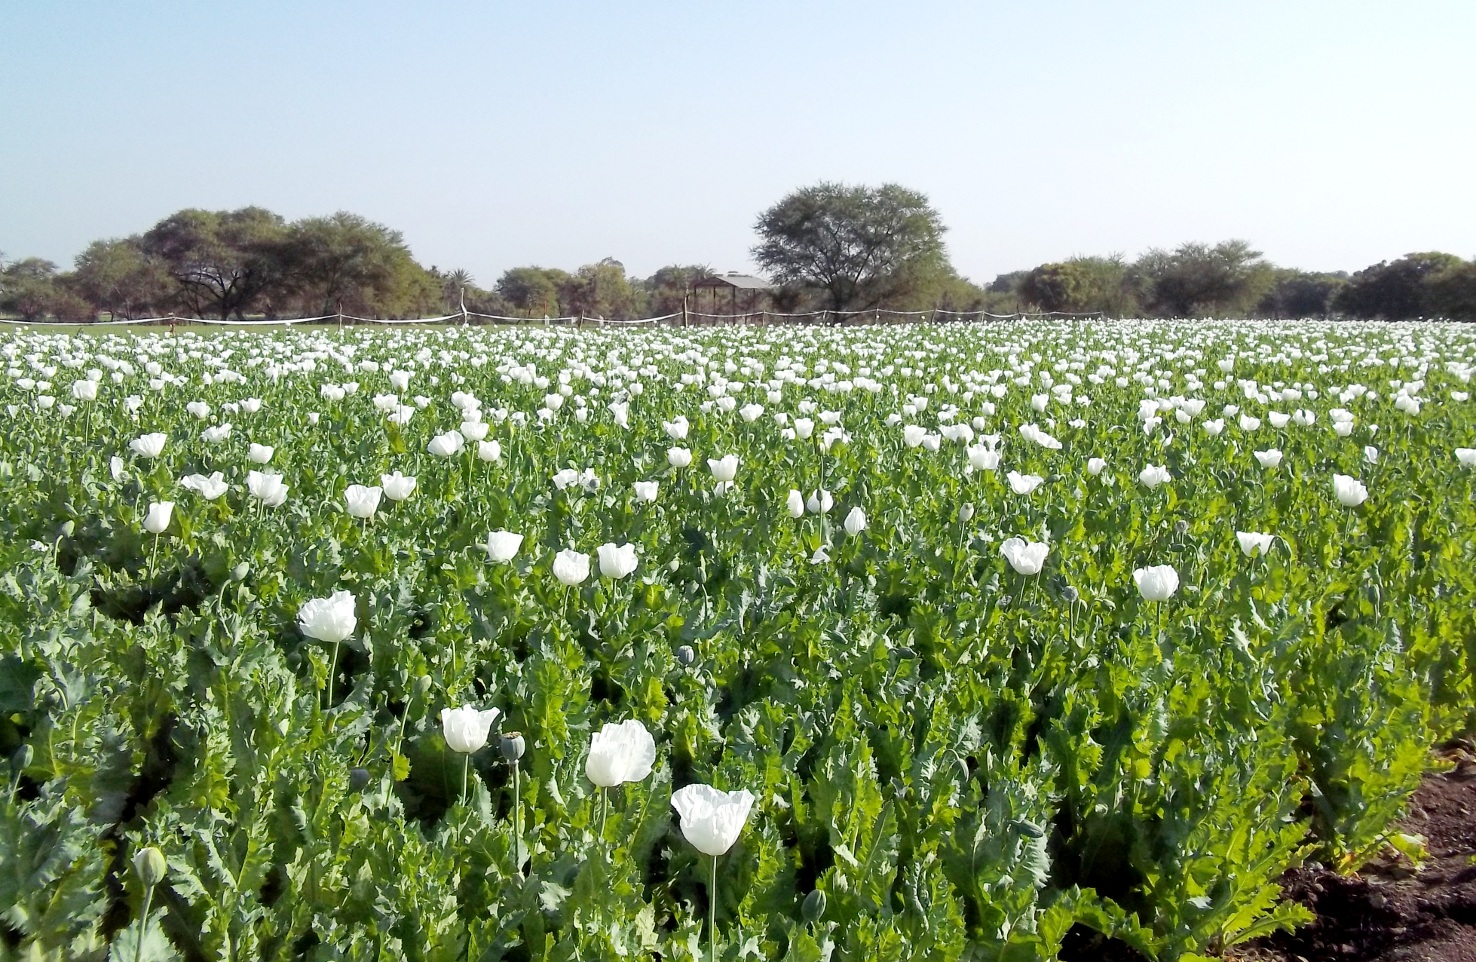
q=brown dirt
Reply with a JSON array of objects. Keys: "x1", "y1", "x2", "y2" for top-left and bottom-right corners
[{"x1": 1232, "y1": 746, "x2": 1476, "y2": 962}]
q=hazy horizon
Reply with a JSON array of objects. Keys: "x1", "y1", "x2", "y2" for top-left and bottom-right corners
[{"x1": 3, "y1": 0, "x2": 1474, "y2": 285}]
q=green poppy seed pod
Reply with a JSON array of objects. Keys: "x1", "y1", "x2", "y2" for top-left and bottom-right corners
[
  {"x1": 12, "y1": 744, "x2": 33, "y2": 772},
  {"x1": 499, "y1": 732, "x2": 526, "y2": 761},
  {"x1": 132, "y1": 846, "x2": 167, "y2": 887},
  {"x1": 60, "y1": 520, "x2": 75, "y2": 537},
  {"x1": 676, "y1": 645, "x2": 696, "y2": 666},
  {"x1": 413, "y1": 675, "x2": 433, "y2": 696},
  {"x1": 802, "y1": 888, "x2": 827, "y2": 923},
  {"x1": 230, "y1": 562, "x2": 250, "y2": 582},
  {"x1": 1175, "y1": 519, "x2": 1190, "y2": 536},
  {"x1": 348, "y1": 767, "x2": 371, "y2": 792},
  {"x1": 1061, "y1": 585, "x2": 1079, "y2": 603},
  {"x1": 1012, "y1": 818, "x2": 1046, "y2": 839}
]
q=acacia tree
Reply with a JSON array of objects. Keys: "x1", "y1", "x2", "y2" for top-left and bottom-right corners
[
  {"x1": 140, "y1": 207, "x2": 288, "y2": 319},
  {"x1": 280, "y1": 212, "x2": 427, "y2": 317},
  {"x1": 1135, "y1": 241, "x2": 1274, "y2": 317},
  {"x1": 752, "y1": 182, "x2": 948, "y2": 312}
]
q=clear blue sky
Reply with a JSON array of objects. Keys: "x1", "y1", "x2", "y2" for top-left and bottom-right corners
[{"x1": 3, "y1": 0, "x2": 1473, "y2": 284}]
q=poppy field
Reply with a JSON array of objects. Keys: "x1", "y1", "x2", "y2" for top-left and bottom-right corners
[{"x1": 2, "y1": 320, "x2": 1475, "y2": 962}]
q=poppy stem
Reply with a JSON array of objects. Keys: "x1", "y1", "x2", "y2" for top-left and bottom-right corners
[
  {"x1": 326, "y1": 639, "x2": 341, "y2": 708},
  {"x1": 135, "y1": 884, "x2": 153, "y2": 962},
  {"x1": 600, "y1": 788, "x2": 609, "y2": 842},
  {"x1": 512, "y1": 759, "x2": 522, "y2": 878},
  {"x1": 710, "y1": 854, "x2": 718, "y2": 962}
]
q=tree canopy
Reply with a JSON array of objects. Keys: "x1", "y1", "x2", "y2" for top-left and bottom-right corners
[
  {"x1": 752, "y1": 183, "x2": 950, "y2": 312},
  {"x1": 1333, "y1": 252, "x2": 1467, "y2": 320}
]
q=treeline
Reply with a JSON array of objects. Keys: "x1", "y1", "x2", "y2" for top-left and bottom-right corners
[
  {"x1": 3, "y1": 204, "x2": 1474, "y2": 322},
  {"x1": 993, "y1": 243, "x2": 1476, "y2": 321},
  {"x1": 0, "y1": 207, "x2": 731, "y2": 323}
]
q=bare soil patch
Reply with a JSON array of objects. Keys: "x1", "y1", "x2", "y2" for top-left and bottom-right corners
[{"x1": 1234, "y1": 746, "x2": 1476, "y2": 962}]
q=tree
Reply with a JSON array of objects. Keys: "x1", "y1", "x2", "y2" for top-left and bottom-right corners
[
  {"x1": 1135, "y1": 241, "x2": 1274, "y2": 317},
  {"x1": 1333, "y1": 252, "x2": 1465, "y2": 320},
  {"x1": 642, "y1": 265, "x2": 714, "y2": 316},
  {"x1": 1421, "y1": 259, "x2": 1476, "y2": 321},
  {"x1": 496, "y1": 267, "x2": 566, "y2": 317},
  {"x1": 561, "y1": 258, "x2": 638, "y2": 319},
  {"x1": 0, "y1": 258, "x2": 62, "y2": 320},
  {"x1": 140, "y1": 207, "x2": 288, "y2": 319},
  {"x1": 72, "y1": 238, "x2": 173, "y2": 319},
  {"x1": 1255, "y1": 269, "x2": 1347, "y2": 319},
  {"x1": 1018, "y1": 256, "x2": 1141, "y2": 316},
  {"x1": 280, "y1": 212, "x2": 428, "y2": 317},
  {"x1": 752, "y1": 182, "x2": 948, "y2": 312}
]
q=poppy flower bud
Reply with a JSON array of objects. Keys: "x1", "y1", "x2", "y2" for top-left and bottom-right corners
[
  {"x1": 348, "y1": 767, "x2": 371, "y2": 792},
  {"x1": 132, "y1": 846, "x2": 167, "y2": 887},
  {"x1": 802, "y1": 888, "x2": 827, "y2": 923},
  {"x1": 1174, "y1": 520, "x2": 1190, "y2": 536},
  {"x1": 11, "y1": 744, "x2": 33, "y2": 772},
  {"x1": 676, "y1": 645, "x2": 697, "y2": 666},
  {"x1": 500, "y1": 732, "x2": 526, "y2": 761},
  {"x1": 60, "y1": 520, "x2": 75, "y2": 537},
  {"x1": 1012, "y1": 819, "x2": 1046, "y2": 838},
  {"x1": 230, "y1": 562, "x2": 250, "y2": 582},
  {"x1": 413, "y1": 675, "x2": 433, "y2": 696}
]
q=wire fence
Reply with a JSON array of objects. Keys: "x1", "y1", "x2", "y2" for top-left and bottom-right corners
[{"x1": 0, "y1": 307, "x2": 1106, "y2": 329}]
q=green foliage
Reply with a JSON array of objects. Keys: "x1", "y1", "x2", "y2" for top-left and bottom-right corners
[
  {"x1": 752, "y1": 182, "x2": 950, "y2": 311},
  {"x1": 1332, "y1": 251, "x2": 1467, "y2": 320},
  {"x1": 1255, "y1": 269, "x2": 1347, "y2": 319},
  {"x1": 1135, "y1": 241, "x2": 1275, "y2": 317},
  {"x1": 282, "y1": 212, "x2": 436, "y2": 318},
  {"x1": 140, "y1": 207, "x2": 289, "y2": 320},
  {"x1": 71, "y1": 239, "x2": 174, "y2": 321},
  {"x1": 1020, "y1": 256, "x2": 1138, "y2": 316},
  {"x1": 496, "y1": 267, "x2": 569, "y2": 317},
  {"x1": 0, "y1": 319, "x2": 1473, "y2": 960}
]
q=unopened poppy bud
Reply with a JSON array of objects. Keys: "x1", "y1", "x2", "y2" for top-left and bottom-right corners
[
  {"x1": 132, "y1": 846, "x2": 167, "y2": 887},
  {"x1": 1174, "y1": 519, "x2": 1190, "y2": 536},
  {"x1": 802, "y1": 888, "x2": 827, "y2": 923},
  {"x1": 499, "y1": 732, "x2": 526, "y2": 761},
  {"x1": 1012, "y1": 819, "x2": 1046, "y2": 839},
  {"x1": 11, "y1": 744, "x2": 33, "y2": 771},
  {"x1": 413, "y1": 675, "x2": 433, "y2": 696},
  {"x1": 230, "y1": 562, "x2": 250, "y2": 582},
  {"x1": 348, "y1": 767, "x2": 371, "y2": 792},
  {"x1": 60, "y1": 521, "x2": 75, "y2": 537},
  {"x1": 676, "y1": 645, "x2": 696, "y2": 666}
]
